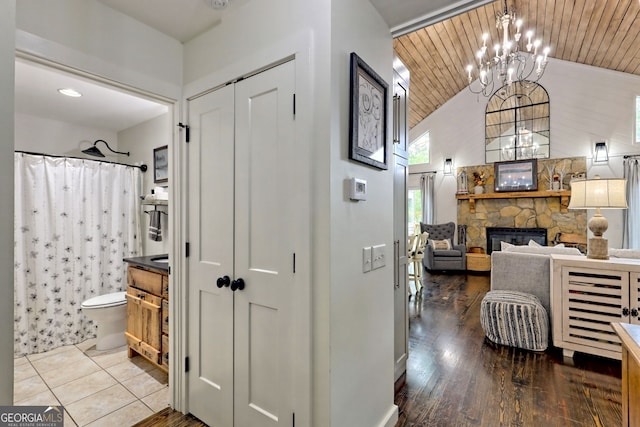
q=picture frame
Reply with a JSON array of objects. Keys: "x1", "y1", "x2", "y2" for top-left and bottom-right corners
[
  {"x1": 153, "y1": 145, "x2": 168, "y2": 183},
  {"x1": 494, "y1": 159, "x2": 538, "y2": 192},
  {"x1": 349, "y1": 52, "x2": 388, "y2": 170}
]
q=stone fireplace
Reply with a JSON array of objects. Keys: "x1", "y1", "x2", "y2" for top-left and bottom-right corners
[{"x1": 456, "y1": 157, "x2": 588, "y2": 253}]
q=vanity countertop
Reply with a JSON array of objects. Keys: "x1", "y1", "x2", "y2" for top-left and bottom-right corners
[{"x1": 123, "y1": 254, "x2": 169, "y2": 273}]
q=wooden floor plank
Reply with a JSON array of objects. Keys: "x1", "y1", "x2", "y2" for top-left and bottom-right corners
[{"x1": 136, "y1": 270, "x2": 622, "y2": 426}]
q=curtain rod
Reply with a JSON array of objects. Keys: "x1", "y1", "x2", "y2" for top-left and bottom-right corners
[
  {"x1": 409, "y1": 171, "x2": 437, "y2": 175},
  {"x1": 624, "y1": 154, "x2": 640, "y2": 159},
  {"x1": 15, "y1": 150, "x2": 148, "y2": 172}
]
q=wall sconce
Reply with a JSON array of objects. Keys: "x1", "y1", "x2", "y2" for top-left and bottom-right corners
[
  {"x1": 444, "y1": 158, "x2": 453, "y2": 175},
  {"x1": 594, "y1": 141, "x2": 609, "y2": 163}
]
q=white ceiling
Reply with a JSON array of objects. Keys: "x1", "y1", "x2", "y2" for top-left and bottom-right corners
[
  {"x1": 16, "y1": 0, "x2": 489, "y2": 133},
  {"x1": 15, "y1": 59, "x2": 168, "y2": 132}
]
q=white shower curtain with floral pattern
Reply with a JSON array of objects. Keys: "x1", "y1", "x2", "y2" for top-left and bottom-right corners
[{"x1": 14, "y1": 153, "x2": 142, "y2": 356}]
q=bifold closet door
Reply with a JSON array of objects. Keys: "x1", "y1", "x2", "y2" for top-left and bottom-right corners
[
  {"x1": 187, "y1": 60, "x2": 296, "y2": 427},
  {"x1": 233, "y1": 60, "x2": 296, "y2": 427},
  {"x1": 187, "y1": 84, "x2": 235, "y2": 427}
]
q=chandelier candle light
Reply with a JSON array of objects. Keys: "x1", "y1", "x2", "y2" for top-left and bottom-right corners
[{"x1": 465, "y1": 0, "x2": 551, "y2": 96}]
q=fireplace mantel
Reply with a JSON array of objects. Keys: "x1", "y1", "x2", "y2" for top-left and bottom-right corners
[{"x1": 456, "y1": 190, "x2": 571, "y2": 213}]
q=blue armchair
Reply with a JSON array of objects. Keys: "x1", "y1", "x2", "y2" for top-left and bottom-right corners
[{"x1": 420, "y1": 222, "x2": 467, "y2": 271}]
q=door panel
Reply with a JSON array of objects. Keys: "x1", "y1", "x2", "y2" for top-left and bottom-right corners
[
  {"x1": 393, "y1": 157, "x2": 408, "y2": 382},
  {"x1": 187, "y1": 85, "x2": 235, "y2": 427},
  {"x1": 234, "y1": 61, "x2": 295, "y2": 427}
]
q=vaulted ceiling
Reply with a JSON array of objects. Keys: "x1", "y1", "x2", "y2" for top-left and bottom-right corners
[{"x1": 393, "y1": 0, "x2": 640, "y2": 130}]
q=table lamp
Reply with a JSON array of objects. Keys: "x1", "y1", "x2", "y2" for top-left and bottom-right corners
[{"x1": 568, "y1": 176, "x2": 627, "y2": 259}]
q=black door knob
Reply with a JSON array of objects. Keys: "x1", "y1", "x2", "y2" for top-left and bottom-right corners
[
  {"x1": 623, "y1": 307, "x2": 630, "y2": 316},
  {"x1": 231, "y1": 278, "x2": 245, "y2": 291},
  {"x1": 217, "y1": 275, "x2": 230, "y2": 288}
]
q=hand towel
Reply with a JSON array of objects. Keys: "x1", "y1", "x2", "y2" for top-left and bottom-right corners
[{"x1": 149, "y1": 210, "x2": 162, "y2": 241}]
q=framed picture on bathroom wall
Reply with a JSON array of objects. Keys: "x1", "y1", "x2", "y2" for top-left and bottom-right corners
[{"x1": 153, "y1": 145, "x2": 168, "y2": 183}]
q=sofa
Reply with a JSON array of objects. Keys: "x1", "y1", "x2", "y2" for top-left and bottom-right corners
[
  {"x1": 490, "y1": 245, "x2": 583, "y2": 326},
  {"x1": 420, "y1": 222, "x2": 466, "y2": 271}
]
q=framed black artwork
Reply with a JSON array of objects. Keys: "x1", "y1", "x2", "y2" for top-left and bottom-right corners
[
  {"x1": 494, "y1": 159, "x2": 538, "y2": 192},
  {"x1": 153, "y1": 145, "x2": 168, "y2": 183},
  {"x1": 349, "y1": 52, "x2": 388, "y2": 170}
]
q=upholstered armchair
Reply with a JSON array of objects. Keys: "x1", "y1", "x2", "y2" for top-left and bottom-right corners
[{"x1": 420, "y1": 222, "x2": 467, "y2": 271}]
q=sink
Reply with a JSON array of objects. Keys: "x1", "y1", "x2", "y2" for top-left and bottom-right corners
[{"x1": 151, "y1": 256, "x2": 169, "y2": 263}]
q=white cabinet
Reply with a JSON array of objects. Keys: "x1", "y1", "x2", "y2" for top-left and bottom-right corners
[
  {"x1": 392, "y1": 59, "x2": 409, "y2": 385},
  {"x1": 186, "y1": 60, "x2": 298, "y2": 427},
  {"x1": 551, "y1": 254, "x2": 640, "y2": 360}
]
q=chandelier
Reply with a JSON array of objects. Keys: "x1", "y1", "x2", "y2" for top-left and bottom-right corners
[{"x1": 465, "y1": 0, "x2": 550, "y2": 96}]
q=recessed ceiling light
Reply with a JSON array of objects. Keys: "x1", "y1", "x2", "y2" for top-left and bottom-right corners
[{"x1": 57, "y1": 88, "x2": 82, "y2": 97}]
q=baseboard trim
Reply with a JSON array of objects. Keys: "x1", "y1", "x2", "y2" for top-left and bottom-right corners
[{"x1": 378, "y1": 404, "x2": 399, "y2": 427}]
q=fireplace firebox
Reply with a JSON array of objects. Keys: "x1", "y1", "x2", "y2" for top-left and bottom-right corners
[{"x1": 486, "y1": 227, "x2": 547, "y2": 255}]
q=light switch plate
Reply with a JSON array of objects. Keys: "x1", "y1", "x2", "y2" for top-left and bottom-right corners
[
  {"x1": 372, "y1": 244, "x2": 386, "y2": 270},
  {"x1": 363, "y1": 247, "x2": 372, "y2": 273}
]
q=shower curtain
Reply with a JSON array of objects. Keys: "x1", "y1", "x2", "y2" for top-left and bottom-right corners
[{"x1": 14, "y1": 153, "x2": 142, "y2": 356}]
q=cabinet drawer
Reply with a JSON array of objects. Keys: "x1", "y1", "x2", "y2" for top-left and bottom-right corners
[
  {"x1": 162, "y1": 299, "x2": 169, "y2": 335},
  {"x1": 128, "y1": 266, "x2": 163, "y2": 295},
  {"x1": 162, "y1": 334, "x2": 169, "y2": 369}
]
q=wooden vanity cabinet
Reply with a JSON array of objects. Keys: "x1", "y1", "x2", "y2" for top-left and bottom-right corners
[{"x1": 125, "y1": 264, "x2": 169, "y2": 371}]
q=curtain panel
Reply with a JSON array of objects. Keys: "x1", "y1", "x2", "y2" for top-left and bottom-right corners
[
  {"x1": 14, "y1": 153, "x2": 142, "y2": 356},
  {"x1": 623, "y1": 158, "x2": 640, "y2": 249}
]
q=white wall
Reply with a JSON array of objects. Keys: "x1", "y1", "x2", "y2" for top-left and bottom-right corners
[
  {"x1": 0, "y1": 0, "x2": 15, "y2": 405},
  {"x1": 15, "y1": 113, "x2": 118, "y2": 156},
  {"x1": 411, "y1": 57, "x2": 640, "y2": 249},
  {"x1": 119, "y1": 113, "x2": 172, "y2": 256},
  {"x1": 329, "y1": 1, "x2": 396, "y2": 426}
]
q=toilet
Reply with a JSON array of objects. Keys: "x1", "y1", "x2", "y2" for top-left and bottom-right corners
[{"x1": 81, "y1": 291, "x2": 127, "y2": 351}]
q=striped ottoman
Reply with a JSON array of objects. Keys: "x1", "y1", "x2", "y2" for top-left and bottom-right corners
[{"x1": 480, "y1": 290, "x2": 549, "y2": 351}]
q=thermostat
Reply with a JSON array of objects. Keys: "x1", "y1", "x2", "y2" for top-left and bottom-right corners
[{"x1": 349, "y1": 178, "x2": 367, "y2": 201}]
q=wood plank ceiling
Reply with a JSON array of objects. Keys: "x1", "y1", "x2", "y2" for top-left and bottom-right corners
[{"x1": 394, "y1": 0, "x2": 640, "y2": 130}]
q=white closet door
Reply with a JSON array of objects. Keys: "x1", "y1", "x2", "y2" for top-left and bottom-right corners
[
  {"x1": 187, "y1": 84, "x2": 235, "y2": 427},
  {"x1": 233, "y1": 60, "x2": 296, "y2": 427}
]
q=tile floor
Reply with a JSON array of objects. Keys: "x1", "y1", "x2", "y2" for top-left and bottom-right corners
[{"x1": 14, "y1": 339, "x2": 169, "y2": 426}]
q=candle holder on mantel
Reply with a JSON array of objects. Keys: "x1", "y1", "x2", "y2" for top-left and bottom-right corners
[{"x1": 457, "y1": 170, "x2": 469, "y2": 194}]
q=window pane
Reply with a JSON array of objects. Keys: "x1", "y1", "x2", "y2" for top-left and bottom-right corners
[
  {"x1": 409, "y1": 131, "x2": 430, "y2": 165},
  {"x1": 408, "y1": 189, "x2": 422, "y2": 235}
]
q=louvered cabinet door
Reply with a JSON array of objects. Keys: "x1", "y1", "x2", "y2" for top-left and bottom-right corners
[
  {"x1": 561, "y1": 266, "x2": 628, "y2": 357},
  {"x1": 551, "y1": 254, "x2": 640, "y2": 361},
  {"x1": 630, "y1": 273, "x2": 640, "y2": 326}
]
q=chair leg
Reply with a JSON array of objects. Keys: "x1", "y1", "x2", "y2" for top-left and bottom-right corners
[{"x1": 413, "y1": 260, "x2": 423, "y2": 295}]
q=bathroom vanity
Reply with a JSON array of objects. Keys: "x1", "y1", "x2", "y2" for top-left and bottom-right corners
[{"x1": 123, "y1": 255, "x2": 169, "y2": 372}]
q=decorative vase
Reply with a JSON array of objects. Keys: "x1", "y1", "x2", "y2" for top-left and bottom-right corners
[{"x1": 474, "y1": 185, "x2": 484, "y2": 194}]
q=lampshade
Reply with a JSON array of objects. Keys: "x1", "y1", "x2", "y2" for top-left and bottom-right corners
[{"x1": 568, "y1": 178, "x2": 627, "y2": 209}]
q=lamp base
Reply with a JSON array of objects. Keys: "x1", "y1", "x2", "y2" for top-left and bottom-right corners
[{"x1": 587, "y1": 237, "x2": 609, "y2": 260}]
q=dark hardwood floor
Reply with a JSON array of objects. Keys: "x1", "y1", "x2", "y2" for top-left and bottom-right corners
[
  {"x1": 395, "y1": 271, "x2": 622, "y2": 427},
  {"x1": 136, "y1": 271, "x2": 623, "y2": 426}
]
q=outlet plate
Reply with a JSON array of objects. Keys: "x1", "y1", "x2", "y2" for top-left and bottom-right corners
[
  {"x1": 363, "y1": 247, "x2": 372, "y2": 273},
  {"x1": 372, "y1": 244, "x2": 386, "y2": 270}
]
